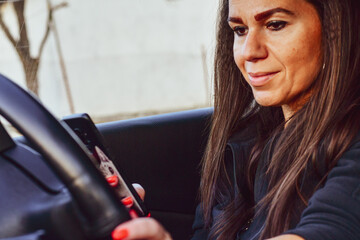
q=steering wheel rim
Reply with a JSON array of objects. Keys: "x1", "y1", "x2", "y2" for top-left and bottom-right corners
[{"x1": 0, "y1": 74, "x2": 130, "y2": 239}]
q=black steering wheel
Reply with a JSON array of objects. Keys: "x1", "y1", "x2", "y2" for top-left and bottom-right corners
[{"x1": 0, "y1": 74, "x2": 130, "y2": 239}]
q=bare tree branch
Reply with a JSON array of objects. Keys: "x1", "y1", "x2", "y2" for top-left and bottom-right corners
[
  {"x1": 37, "y1": 1, "x2": 52, "y2": 58},
  {"x1": 52, "y1": 2, "x2": 68, "y2": 11},
  {"x1": 0, "y1": 0, "x2": 69, "y2": 96},
  {"x1": 0, "y1": 4, "x2": 17, "y2": 47},
  {"x1": 39, "y1": 1, "x2": 67, "y2": 60},
  {"x1": 47, "y1": 0, "x2": 74, "y2": 113},
  {"x1": 13, "y1": 1, "x2": 29, "y2": 50}
]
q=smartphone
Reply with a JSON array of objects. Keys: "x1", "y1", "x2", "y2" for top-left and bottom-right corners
[{"x1": 62, "y1": 113, "x2": 149, "y2": 217}]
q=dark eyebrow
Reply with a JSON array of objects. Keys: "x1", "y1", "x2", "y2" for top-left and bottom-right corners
[
  {"x1": 228, "y1": 8, "x2": 294, "y2": 24},
  {"x1": 254, "y1": 7, "x2": 294, "y2": 21},
  {"x1": 227, "y1": 16, "x2": 243, "y2": 24}
]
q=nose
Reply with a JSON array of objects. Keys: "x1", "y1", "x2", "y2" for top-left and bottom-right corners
[{"x1": 240, "y1": 30, "x2": 267, "y2": 62}]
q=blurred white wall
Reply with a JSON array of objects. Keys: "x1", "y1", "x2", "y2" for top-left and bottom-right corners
[{"x1": 0, "y1": 0, "x2": 218, "y2": 120}]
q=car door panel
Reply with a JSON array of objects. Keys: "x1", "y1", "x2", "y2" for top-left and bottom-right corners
[{"x1": 97, "y1": 108, "x2": 212, "y2": 239}]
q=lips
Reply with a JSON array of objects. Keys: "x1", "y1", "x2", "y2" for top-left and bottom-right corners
[{"x1": 248, "y1": 72, "x2": 279, "y2": 87}]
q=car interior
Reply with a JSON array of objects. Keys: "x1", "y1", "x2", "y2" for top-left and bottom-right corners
[{"x1": 0, "y1": 74, "x2": 213, "y2": 240}]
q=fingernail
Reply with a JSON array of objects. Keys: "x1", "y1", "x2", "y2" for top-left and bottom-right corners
[
  {"x1": 129, "y1": 209, "x2": 138, "y2": 219},
  {"x1": 106, "y1": 175, "x2": 119, "y2": 187},
  {"x1": 112, "y1": 228, "x2": 129, "y2": 240},
  {"x1": 121, "y1": 196, "x2": 133, "y2": 206}
]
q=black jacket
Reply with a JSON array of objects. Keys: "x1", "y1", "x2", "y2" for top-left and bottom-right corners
[{"x1": 191, "y1": 130, "x2": 360, "y2": 240}]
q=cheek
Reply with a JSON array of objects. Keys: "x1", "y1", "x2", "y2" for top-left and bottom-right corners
[
  {"x1": 282, "y1": 31, "x2": 322, "y2": 91},
  {"x1": 233, "y1": 42, "x2": 248, "y2": 78},
  {"x1": 233, "y1": 43, "x2": 241, "y2": 67}
]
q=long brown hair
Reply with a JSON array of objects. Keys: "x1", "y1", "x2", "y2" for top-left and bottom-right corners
[{"x1": 200, "y1": 0, "x2": 360, "y2": 239}]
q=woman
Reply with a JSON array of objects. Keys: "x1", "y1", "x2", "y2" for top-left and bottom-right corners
[{"x1": 112, "y1": 0, "x2": 360, "y2": 239}]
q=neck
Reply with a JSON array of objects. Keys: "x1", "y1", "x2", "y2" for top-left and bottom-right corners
[
  {"x1": 281, "y1": 92, "x2": 312, "y2": 126},
  {"x1": 281, "y1": 105, "x2": 295, "y2": 123}
]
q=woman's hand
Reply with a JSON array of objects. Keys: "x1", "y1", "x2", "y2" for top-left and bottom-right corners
[
  {"x1": 112, "y1": 217, "x2": 172, "y2": 240},
  {"x1": 267, "y1": 234, "x2": 304, "y2": 240},
  {"x1": 107, "y1": 182, "x2": 172, "y2": 240}
]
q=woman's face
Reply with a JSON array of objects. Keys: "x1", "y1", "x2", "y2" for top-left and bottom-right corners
[{"x1": 229, "y1": 0, "x2": 322, "y2": 109}]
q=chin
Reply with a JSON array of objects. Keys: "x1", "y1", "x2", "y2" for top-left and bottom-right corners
[{"x1": 253, "y1": 96, "x2": 281, "y2": 107}]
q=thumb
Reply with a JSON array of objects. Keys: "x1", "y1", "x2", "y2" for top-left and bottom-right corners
[{"x1": 132, "y1": 183, "x2": 145, "y2": 201}]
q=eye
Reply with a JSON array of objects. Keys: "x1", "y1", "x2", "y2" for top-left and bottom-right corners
[
  {"x1": 233, "y1": 26, "x2": 248, "y2": 37},
  {"x1": 266, "y1": 21, "x2": 287, "y2": 31}
]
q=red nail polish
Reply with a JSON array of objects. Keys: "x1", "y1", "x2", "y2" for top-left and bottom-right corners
[
  {"x1": 106, "y1": 175, "x2": 119, "y2": 187},
  {"x1": 121, "y1": 196, "x2": 133, "y2": 206},
  {"x1": 129, "y1": 209, "x2": 138, "y2": 218},
  {"x1": 112, "y1": 228, "x2": 129, "y2": 240}
]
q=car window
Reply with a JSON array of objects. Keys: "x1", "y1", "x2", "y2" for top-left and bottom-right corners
[{"x1": 0, "y1": 0, "x2": 216, "y2": 130}]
